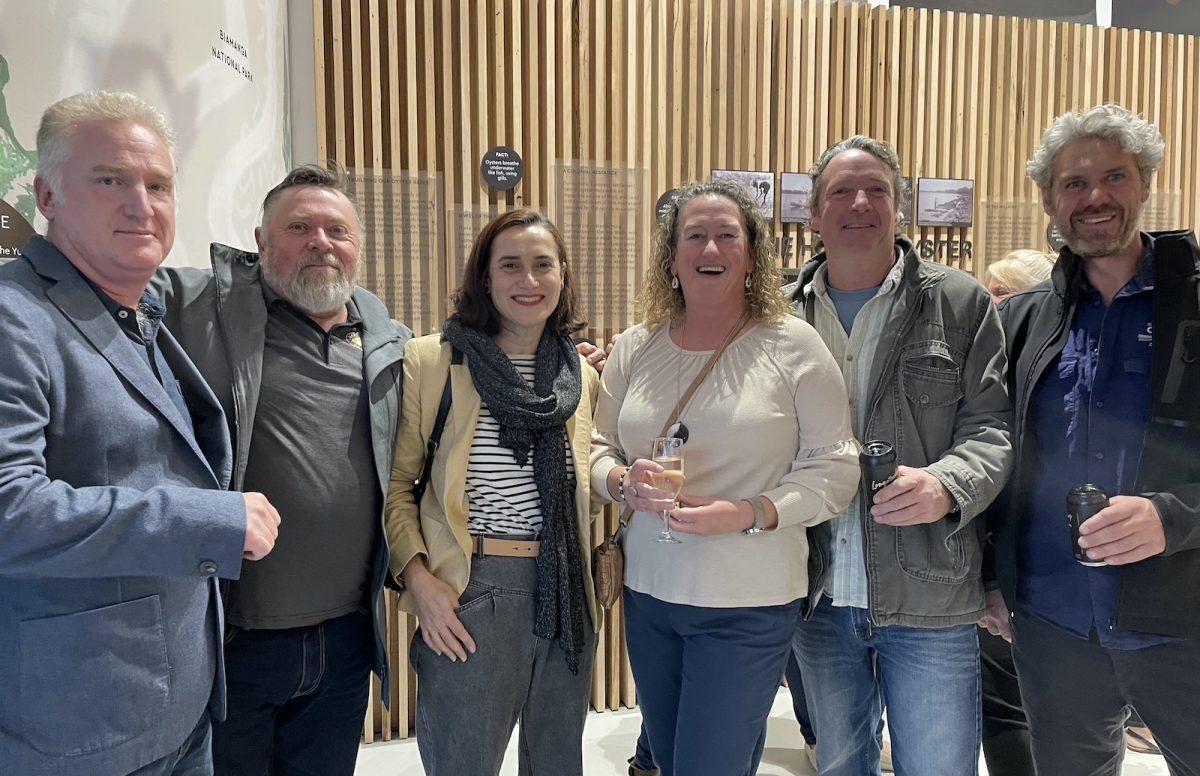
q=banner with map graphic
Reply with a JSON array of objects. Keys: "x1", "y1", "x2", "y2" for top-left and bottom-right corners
[{"x1": 0, "y1": 0, "x2": 288, "y2": 266}]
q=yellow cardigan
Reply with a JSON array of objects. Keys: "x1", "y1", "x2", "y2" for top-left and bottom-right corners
[{"x1": 385, "y1": 333, "x2": 601, "y2": 629}]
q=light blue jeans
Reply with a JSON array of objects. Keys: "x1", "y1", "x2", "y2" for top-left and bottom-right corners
[{"x1": 792, "y1": 601, "x2": 981, "y2": 776}]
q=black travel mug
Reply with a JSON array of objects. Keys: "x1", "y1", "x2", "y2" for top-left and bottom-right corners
[
  {"x1": 1066, "y1": 484, "x2": 1109, "y2": 567},
  {"x1": 860, "y1": 441, "x2": 898, "y2": 499}
]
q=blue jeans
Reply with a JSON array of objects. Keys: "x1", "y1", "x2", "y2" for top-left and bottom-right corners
[
  {"x1": 412, "y1": 556, "x2": 596, "y2": 776},
  {"x1": 212, "y1": 609, "x2": 373, "y2": 776},
  {"x1": 629, "y1": 649, "x2": 809, "y2": 771},
  {"x1": 624, "y1": 588, "x2": 802, "y2": 776},
  {"x1": 792, "y1": 601, "x2": 981, "y2": 776}
]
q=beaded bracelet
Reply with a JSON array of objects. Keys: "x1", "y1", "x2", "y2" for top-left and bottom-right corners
[{"x1": 617, "y1": 467, "x2": 629, "y2": 503}]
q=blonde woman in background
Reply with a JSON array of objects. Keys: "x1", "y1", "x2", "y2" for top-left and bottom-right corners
[{"x1": 986, "y1": 249, "x2": 1054, "y2": 302}]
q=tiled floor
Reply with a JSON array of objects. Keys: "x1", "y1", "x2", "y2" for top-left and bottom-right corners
[{"x1": 354, "y1": 689, "x2": 1172, "y2": 775}]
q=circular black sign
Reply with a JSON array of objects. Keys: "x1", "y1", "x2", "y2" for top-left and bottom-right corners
[
  {"x1": 1046, "y1": 222, "x2": 1066, "y2": 253},
  {"x1": 480, "y1": 146, "x2": 524, "y2": 191},
  {"x1": 655, "y1": 188, "x2": 679, "y2": 223}
]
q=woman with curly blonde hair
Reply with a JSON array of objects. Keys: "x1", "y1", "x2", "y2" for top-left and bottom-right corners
[{"x1": 591, "y1": 180, "x2": 859, "y2": 776}]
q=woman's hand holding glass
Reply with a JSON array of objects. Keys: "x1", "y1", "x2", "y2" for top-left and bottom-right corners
[{"x1": 623, "y1": 458, "x2": 682, "y2": 517}]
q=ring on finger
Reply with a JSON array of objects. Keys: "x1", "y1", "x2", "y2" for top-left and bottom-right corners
[{"x1": 630, "y1": 484, "x2": 639, "y2": 497}]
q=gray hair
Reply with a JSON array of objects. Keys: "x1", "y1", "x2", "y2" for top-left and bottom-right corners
[
  {"x1": 809, "y1": 135, "x2": 909, "y2": 210},
  {"x1": 1027, "y1": 104, "x2": 1164, "y2": 195},
  {"x1": 36, "y1": 90, "x2": 176, "y2": 194},
  {"x1": 260, "y1": 162, "x2": 362, "y2": 232}
]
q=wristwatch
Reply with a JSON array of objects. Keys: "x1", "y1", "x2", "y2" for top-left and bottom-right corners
[{"x1": 741, "y1": 497, "x2": 766, "y2": 535}]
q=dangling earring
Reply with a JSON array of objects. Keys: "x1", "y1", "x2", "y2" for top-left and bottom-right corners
[
  {"x1": 744, "y1": 273, "x2": 752, "y2": 290},
  {"x1": 671, "y1": 275, "x2": 680, "y2": 290}
]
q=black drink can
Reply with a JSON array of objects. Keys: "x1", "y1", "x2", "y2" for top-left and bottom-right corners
[
  {"x1": 860, "y1": 441, "x2": 898, "y2": 498},
  {"x1": 1067, "y1": 484, "x2": 1109, "y2": 567}
]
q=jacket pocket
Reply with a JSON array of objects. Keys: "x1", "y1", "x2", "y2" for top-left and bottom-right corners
[
  {"x1": 19, "y1": 596, "x2": 170, "y2": 756},
  {"x1": 895, "y1": 522, "x2": 981, "y2": 584},
  {"x1": 901, "y1": 350, "x2": 964, "y2": 409}
]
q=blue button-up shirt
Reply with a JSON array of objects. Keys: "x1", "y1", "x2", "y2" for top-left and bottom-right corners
[{"x1": 1018, "y1": 238, "x2": 1172, "y2": 649}]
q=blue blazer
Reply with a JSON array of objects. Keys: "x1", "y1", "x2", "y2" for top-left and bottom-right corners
[{"x1": 0, "y1": 237, "x2": 247, "y2": 776}]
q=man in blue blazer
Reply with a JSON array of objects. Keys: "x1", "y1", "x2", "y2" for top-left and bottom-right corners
[{"x1": 0, "y1": 91, "x2": 281, "y2": 776}]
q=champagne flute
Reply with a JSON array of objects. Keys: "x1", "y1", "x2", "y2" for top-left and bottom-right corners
[{"x1": 650, "y1": 436, "x2": 685, "y2": 544}]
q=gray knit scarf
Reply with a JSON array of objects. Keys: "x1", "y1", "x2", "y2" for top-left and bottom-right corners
[{"x1": 442, "y1": 319, "x2": 587, "y2": 673}]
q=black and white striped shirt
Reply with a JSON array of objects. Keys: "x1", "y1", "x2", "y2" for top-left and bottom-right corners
[{"x1": 465, "y1": 356, "x2": 576, "y2": 536}]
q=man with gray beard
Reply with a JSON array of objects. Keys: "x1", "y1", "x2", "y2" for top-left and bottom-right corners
[{"x1": 153, "y1": 164, "x2": 412, "y2": 776}]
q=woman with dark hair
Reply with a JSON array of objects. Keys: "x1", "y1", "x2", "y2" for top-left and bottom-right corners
[
  {"x1": 385, "y1": 209, "x2": 599, "y2": 775},
  {"x1": 591, "y1": 180, "x2": 859, "y2": 776}
]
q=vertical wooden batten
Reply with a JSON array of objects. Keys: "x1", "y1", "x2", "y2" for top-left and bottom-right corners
[{"x1": 306, "y1": 0, "x2": 1200, "y2": 739}]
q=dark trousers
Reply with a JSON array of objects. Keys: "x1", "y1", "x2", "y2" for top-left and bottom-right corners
[
  {"x1": 212, "y1": 609, "x2": 374, "y2": 776},
  {"x1": 1012, "y1": 609, "x2": 1200, "y2": 776},
  {"x1": 623, "y1": 588, "x2": 801, "y2": 776},
  {"x1": 979, "y1": 628, "x2": 1034, "y2": 776},
  {"x1": 629, "y1": 650, "x2": 810, "y2": 771}
]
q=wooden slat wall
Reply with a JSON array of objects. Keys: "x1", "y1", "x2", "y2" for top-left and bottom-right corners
[{"x1": 309, "y1": 0, "x2": 1200, "y2": 740}]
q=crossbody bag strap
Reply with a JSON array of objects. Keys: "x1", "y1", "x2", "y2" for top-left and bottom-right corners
[
  {"x1": 617, "y1": 310, "x2": 752, "y2": 528},
  {"x1": 412, "y1": 346, "x2": 462, "y2": 505}
]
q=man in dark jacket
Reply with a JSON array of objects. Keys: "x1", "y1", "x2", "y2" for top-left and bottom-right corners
[
  {"x1": 153, "y1": 165, "x2": 412, "y2": 776},
  {"x1": 985, "y1": 103, "x2": 1200, "y2": 774}
]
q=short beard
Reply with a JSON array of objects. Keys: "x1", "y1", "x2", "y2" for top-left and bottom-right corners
[
  {"x1": 1061, "y1": 210, "x2": 1142, "y2": 261},
  {"x1": 261, "y1": 249, "x2": 357, "y2": 315}
]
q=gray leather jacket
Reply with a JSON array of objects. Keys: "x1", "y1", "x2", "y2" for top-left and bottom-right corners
[
  {"x1": 152, "y1": 243, "x2": 412, "y2": 697},
  {"x1": 783, "y1": 238, "x2": 1013, "y2": 627}
]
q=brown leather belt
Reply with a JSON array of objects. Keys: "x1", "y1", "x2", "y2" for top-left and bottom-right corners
[{"x1": 470, "y1": 535, "x2": 540, "y2": 558}]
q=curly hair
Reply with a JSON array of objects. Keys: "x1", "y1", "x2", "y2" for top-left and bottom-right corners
[
  {"x1": 638, "y1": 180, "x2": 791, "y2": 328},
  {"x1": 1027, "y1": 104, "x2": 1164, "y2": 195}
]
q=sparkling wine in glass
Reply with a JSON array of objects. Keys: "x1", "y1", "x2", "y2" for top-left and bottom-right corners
[{"x1": 650, "y1": 436, "x2": 685, "y2": 544}]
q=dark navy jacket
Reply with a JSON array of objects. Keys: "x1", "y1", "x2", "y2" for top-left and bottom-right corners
[{"x1": 991, "y1": 230, "x2": 1200, "y2": 639}]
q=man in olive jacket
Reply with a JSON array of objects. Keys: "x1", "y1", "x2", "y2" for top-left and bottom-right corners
[
  {"x1": 153, "y1": 165, "x2": 412, "y2": 776},
  {"x1": 984, "y1": 104, "x2": 1200, "y2": 774},
  {"x1": 782, "y1": 135, "x2": 1012, "y2": 776}
]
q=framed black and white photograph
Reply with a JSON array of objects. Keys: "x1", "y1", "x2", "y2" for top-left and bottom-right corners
[
  {"x1": 712, "y1": 169, "x2": 774, "y2": 221},
  {"x1": 780, "y1": 172, "x2": 813, "y2": 224},
  {"x1": 916, "y1": 178, "x2": 974, "y2": 227}
]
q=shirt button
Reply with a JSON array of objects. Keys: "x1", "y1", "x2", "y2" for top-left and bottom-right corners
[
  {"x1": 118, "y1": 310, "x2": 129, "y2": 318},
  {"x1": 199, "y1": 560, "x2": 219, "y2": 575},
  {"x1": 840, "y1": 538, "x2": 848, "y2": 544},
  {"x1": 919, "y1": 394, "x2": 931, "y2": 405},
  {"x1": 1094, "y1": 451, "x2": 1105, "y2": 461},
  {"x1": 1096, "y1": 400, "x2": 1104, "y2": 408},
  {"x1": 845, "y1": 354, "x2": 854, "y2": 362}
]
